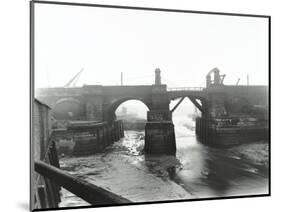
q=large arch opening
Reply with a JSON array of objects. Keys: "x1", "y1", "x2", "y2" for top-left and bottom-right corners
[
  {"x1": 106, "y1": 97, "x2": 150, "y2": 121},
  {"x1": 114, "y1": 99, "x2": 149, "y2": 130},
  {"x1": 114, "y1": 99, "x2": 149, "y2": 155}
]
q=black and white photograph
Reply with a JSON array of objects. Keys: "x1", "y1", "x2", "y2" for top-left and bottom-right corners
[{"x1": 30, "y1": 1, "x2": 270, "y2": 211}]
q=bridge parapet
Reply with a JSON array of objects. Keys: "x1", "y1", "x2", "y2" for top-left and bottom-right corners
[
  {"x1": 82, "y1": 85, "x2": 103, "y2": 95},
  {"x1": 167, "y1": 87, "x2": 204, "y2": 91},
  {"x1": 36, "y1": 87, "x2": 83, "y2": 97},
  {"x1": 168, "y1": 88, "x2": 206, "y2": 101}
]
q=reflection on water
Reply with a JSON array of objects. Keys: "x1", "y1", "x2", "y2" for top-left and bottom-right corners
[{"x1": 59, "y1": 119, "x2": 269, "y2": 207}]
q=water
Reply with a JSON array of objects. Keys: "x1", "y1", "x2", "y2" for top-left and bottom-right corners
[{"x1": 59, "y1": 119, "x2": 269, "y2": 207}]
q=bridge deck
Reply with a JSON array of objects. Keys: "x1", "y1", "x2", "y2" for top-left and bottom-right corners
[{"x1": 167, "y1": 87, "x2": 206, "y2": 100}]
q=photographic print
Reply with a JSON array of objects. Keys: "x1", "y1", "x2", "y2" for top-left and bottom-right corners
[{"x1": 30, "y1": 1, "x2": 270, "y2": 211}]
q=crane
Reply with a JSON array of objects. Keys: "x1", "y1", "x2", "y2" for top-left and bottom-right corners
[
  {"x1": 64, "y1": 68, "x2": 84, "y2": 87},
  {"x1": 236, "y1": 78, "x2": 240, "y2": 86}
]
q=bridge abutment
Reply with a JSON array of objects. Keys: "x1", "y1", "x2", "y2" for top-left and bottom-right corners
[{"x1": 196, "y1": 86, "x2": 269, "y2": 146}]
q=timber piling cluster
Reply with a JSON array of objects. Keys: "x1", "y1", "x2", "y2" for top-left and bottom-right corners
[
  {"x1": 195, "y1": 117, "x2": 216, "y2": 145},
  {"x1": 52, "y1": 120, "x2": 124, "y2": 156},
  {"x1": 196, "y1": 116, "x2": 269, "y2": 146}
]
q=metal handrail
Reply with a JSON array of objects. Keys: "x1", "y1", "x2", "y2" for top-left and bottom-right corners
[{"x1": 35, "y1": 161, "x2": 131, "y2": 205}]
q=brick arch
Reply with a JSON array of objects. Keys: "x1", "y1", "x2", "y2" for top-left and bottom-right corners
[
  {"x1": 52, "y1": 97, "x2": 83, "y2": 120},
  {"x1": 105, "y1": 97, "x2": 151, "y2": 121},
  {"x1": 55, "y1": 97, "x2": 81, "y2": 106}
]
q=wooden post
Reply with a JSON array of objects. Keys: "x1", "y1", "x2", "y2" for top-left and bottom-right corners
[{"x1": 37, "y1": 185, "x2": 47, "y2": 208}]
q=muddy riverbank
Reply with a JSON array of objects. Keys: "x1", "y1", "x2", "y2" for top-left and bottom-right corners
[{"x1": 59, "y1": 126, "x2": 268, "y2": 207}]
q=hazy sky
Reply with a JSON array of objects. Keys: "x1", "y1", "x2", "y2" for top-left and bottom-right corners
[{"x1": 34, "y1": 3, "x2": 269, "y2": 89}]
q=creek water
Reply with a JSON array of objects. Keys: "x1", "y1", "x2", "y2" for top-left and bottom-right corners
[{"x1": 59, "y1": 118, "x2": 269, "y2": 207}]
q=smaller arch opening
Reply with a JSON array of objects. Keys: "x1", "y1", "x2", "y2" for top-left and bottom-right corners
[
  {"x1": 114, "y1": 99, "x2": 149, "y2": 155},
  {"x1": 52, "y1": 98, "x2": 83, "y2": 121}
]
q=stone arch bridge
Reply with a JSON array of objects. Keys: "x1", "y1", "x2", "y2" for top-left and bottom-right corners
[
  {"x1": 36, "y1": 69, "x2": 268, "y2": 154},
  {"x1": 36, "y1": 85, "x2": 207, "y2": 121}
]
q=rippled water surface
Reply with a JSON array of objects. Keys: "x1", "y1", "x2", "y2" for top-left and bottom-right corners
[{"x1": 59, "y1": 120, "x2": 269, "y2": 207}]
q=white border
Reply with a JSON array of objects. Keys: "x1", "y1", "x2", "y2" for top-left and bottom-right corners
[{"x1": 0, "y1": 0, "x2": 280, "y2": 211}]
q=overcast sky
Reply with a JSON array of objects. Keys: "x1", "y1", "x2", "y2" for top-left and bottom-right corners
[{"x1": 34, "y1": 3, "x2": 269, "y2": 89}]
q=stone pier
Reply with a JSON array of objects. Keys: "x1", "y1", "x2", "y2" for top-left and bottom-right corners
[
  {"x1": 144, "y1": 76, "x2": 177, "y2": 155},
  {"x1": 145, "y1": 111, "x2": 176, "y2": 155}
]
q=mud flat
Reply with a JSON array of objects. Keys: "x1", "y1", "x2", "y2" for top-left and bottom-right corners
[
  {"x1": 59, "y1": 129, "x2": 269, "y2": 207},
  {"x1": 229, "y1": 142, "x2": 269, "y2": 166},
  {"x1": 59, "y1": 131, "x2": 192, "y2": 207}
]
